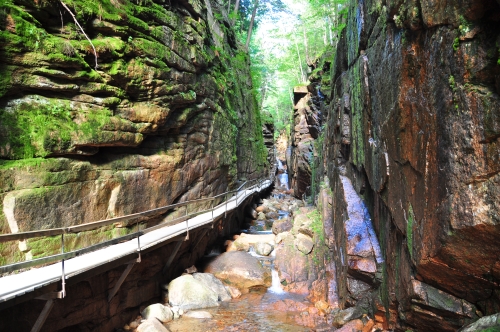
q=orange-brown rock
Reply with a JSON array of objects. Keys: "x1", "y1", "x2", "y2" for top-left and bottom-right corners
[{"x1": 321, "y1": 0, "x2": 500, "y2": 330}]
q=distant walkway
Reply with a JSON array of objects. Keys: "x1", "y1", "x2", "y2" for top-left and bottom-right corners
[{"x1": 0, "y1": 179, "x2": 272, "y2": 305}]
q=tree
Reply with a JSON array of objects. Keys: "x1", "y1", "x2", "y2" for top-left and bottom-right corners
[{"x1": 245, "y1": 0, "x2": 259, "y2": 49}]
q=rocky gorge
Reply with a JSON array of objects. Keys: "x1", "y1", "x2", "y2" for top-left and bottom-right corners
[{"x1": 0, "y1": 0, "x2": 499, "y2": 330}]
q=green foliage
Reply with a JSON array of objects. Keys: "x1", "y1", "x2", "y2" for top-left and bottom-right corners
[{"x1": 249, "y1": 0, "x2": 347, "y2": 135}]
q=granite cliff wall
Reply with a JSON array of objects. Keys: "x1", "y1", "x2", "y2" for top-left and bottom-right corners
[
  {"x1": 0, "y1": 0, "x2": 269, "y2": 264},
  {"x1": 320, "y1": 0, "x2": 500, "y2": 330}
]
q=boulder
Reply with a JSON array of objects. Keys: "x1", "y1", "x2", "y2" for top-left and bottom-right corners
[
  {"x1": 266, "y1": 211, "x2": 279, "y2": 220},
  {"x1": 137, "y1": 319, "x2": 170, "y2": 332},
  {"x1": 255, "y1": 242, "x2": 274, "y2": 256},
  {"x1": 294, "y1": 233, "x2": 314, "y2": 254},
  {"x1": 192, "y1": 273, "x2": 232, "y2": 302},
  {"x1": 336, "y1": 319, "x2": 364, "y2": 332},
  {"x1": 232, "y1": 233, "x2": 275, "y2": 251},
  {"x1": 272, "y1": 219, "x2": 293, "y2": 234},
  {"x1": 204, "y1": 251, "x2": 271, "y2": 291},
  {"x1": 255, "y1": 205, "x2": 266, "y2": 213},
  {"x1": 141, "y1": 303, "x2": 174, "y2": 323},
  {"x1": 183, "y1": 310, "x2": 213, "y2": 319},
  {"x1": 167, "y1": 274, "x2": 219, "y2": 310}
]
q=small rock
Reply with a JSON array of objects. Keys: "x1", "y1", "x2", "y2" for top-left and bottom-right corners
[
  {"x1": 226, "y1": 285, "x2": 242, "y2": 298},
  {"x1": 332, "y1": 307, "x2": 364, "y2": 327},
  {"x1": 255, "y1": 242, "x2": 274, "y2": 256},
  {"x1": 294, "y1": 233, "x2": 314, "y2": 254},
  {"x1": 129, "y1": 321, "x2": 139, "y2": 329},
  {"x1": 272, "y1": 219, "x2": 292, "y2": 234},
  {"x1": 298, "y1": 227, "x2": 314, "y2": 238},
  {"x1": 266, "y1": 211, "x2": 279, "y2": 219},
  {"x1": 137, "y1": 319, "x2": 170, "y2": 332},
  {"x1": 183, "y1": 310, "x2": 213, "y2": 319},
  {"x1": 255, "y1": 205, "x2": 266, "y2": 213},
  {"x1": 275, "y1": 232, "x2": 289, "y2": 244},
  {"x1": 184, "y1": 265, "x2": 197, "y2": 274},
  {"x1": 315, "y1": 300, "x2": 330, "y2": 313},
  {"x1": 336, "y1": 319, "x2": 363, "y2": 332},
  {"x1": 257, "y1": 212, "x2": 267, "y2": 220},
  {"x1": 141, "y1": 303, "x2": 174, "y2": 323}
]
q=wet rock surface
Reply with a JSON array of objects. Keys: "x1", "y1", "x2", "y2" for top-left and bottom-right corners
[
  {"x1": 204, "y1": 251, "x2": 272, "y2": 292},
  {"x1": 318, "y1": 0, "x2": 500, "y2": 330},
  {"x1": 167, "y1": 274, "x2": 219, "y2": 310},
  {"x1": 116, "y1": 188, "x2": 389, "y2": 332},
  {"x1": 289, "y1": 86, "x2": 322, "y2": 199}
]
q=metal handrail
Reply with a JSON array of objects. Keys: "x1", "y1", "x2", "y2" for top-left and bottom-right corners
[
  {"x1": 0, "y1": 179, "x2": 261, "y2": 243},
  {"x1": 0, "y1": 177, "x2": 270, "y2": 275}
]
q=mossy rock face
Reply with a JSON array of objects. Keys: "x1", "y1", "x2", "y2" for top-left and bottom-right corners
[{"x1": 0, "y1": 0, "x2": 271, "y2": 270}]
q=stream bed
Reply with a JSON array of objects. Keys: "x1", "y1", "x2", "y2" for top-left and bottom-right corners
[
  {"x1": 166, "y1": 186, "x2": 314, "y2": 332},
  {"x1": 166, "y1": 291, "x2": 312, "y2": 332}
]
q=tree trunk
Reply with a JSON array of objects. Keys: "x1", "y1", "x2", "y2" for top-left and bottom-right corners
[
  {"x1": 245, "y1": 0, "x2": 259, "y2": 50},
  {"x1": 231, "y1": 0, "x2": 240, "y2": 25},
  {"x1": 294, "y1": 36, "x2": 305, "y2": 82},
  {"x1": 303, "y1": 28, "x2": 311, "y2": 66}
]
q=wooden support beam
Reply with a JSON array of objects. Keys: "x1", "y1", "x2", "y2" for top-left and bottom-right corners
[
  {"x1": 162, "y1": 240, "x2": 184, "y2": 275},
  {"x1": 191, "y1": 228, "x2": 209, "y2": 252},
  {"x1": 107, "y1": 260, "x2": 136, "y2": 302},
  {"x1": 35, "y1": 291, "x2": 64, "y2": 301},
  {"x1": 30, "y1": 299, "x2": 54, "y2": 332}
]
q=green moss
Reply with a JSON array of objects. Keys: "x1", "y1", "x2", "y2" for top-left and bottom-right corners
[
  {"x1": 453, "y1": 38, "x2": 460, "y2": 52},
  {"x1": 0, "y1": 65, "x2": 13, "y2": 98},
  {"x1": 351, "y1": 61, "x2": 365, "y2": 167},
  {"x1": 0, "y1": 158, "x2": 46, "y2": 170},
  {"x1": 480, "y1": 327, "x2": 500, "y2": 332},
  {"x1": 449, "y1": 75, "x2": 456, "y2": 92},
  {"x1": 307, "y1": 209, "x2": 325, "y2": 244},
  {"x1": 407, "y1": 204, "x2": 414, "y2": 259},
  {"x1": 0, "y1": 95, "x2": 118, "y2": 159}
]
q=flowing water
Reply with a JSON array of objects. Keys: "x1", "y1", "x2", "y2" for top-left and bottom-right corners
[
  {"x1": 166, "y1": 196, "x2": 314, "y2": 332},
  {"x1": 166, "y1": 291, "x2": 312, "y2": 332},
  {"x1": 276, "y1": 159, "x2": 290, "y2": 190}
]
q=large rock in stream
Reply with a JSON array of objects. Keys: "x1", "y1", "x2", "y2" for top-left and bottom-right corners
[
  {"x1": 204, "y1": 251, "x2": 271, "y2": 291},
  {"x1": 167, "y1": 274, "x2": 219, "y2": 310}
]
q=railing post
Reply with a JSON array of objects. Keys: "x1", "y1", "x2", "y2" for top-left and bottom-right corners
[
  {"x1": 136, "y1": 223, "x2": 141, "y2": 262},
  {"x1": 60, "y1": 233, "x2": 66, "y2": 298}
]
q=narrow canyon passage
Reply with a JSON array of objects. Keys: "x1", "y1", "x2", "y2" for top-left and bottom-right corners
[{"x1": 0, "y1": 0, "x2": 499, "y2": 330}]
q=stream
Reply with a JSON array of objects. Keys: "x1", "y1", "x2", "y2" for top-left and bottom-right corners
[{"x1": 165, "y1": 176, "x2": 315, "y2": 332}]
